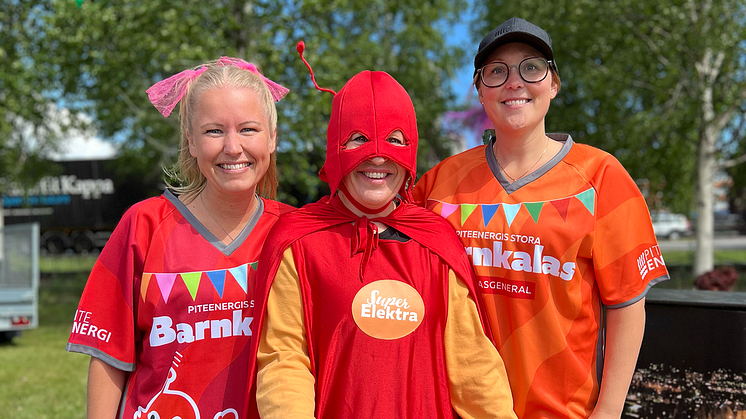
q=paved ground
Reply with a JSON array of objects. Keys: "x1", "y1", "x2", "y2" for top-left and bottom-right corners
[{"x1": 658, "y1": 235, "x2": 746, "y2": 251}]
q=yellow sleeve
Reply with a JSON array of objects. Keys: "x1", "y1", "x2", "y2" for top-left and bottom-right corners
[
  {"x1": 256, "y1": 247, "x2": 316, "y2": 419},
  {"x1": 445, "y1": 270, "x2": 517, "y2": 419}
]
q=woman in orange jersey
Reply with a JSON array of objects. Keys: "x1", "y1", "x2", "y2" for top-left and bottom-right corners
[{"x1": 414, "y1": 17, "x2": 670, "y2": 419}]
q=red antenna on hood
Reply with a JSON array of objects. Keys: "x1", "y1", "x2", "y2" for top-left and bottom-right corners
[{"x1": 297, "y1": 41, "x2": 337, "y2": 95}]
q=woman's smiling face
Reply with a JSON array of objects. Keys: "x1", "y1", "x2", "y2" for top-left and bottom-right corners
[
  {"x1": 478, "y1": 42, "x2": 558, "y2": 134},
  {"x1": 340, "y1": 130, "x2": 408, "y2": 212},
  {"x1": 188, "y1": 86, "x2": 276, "y2": 198}
]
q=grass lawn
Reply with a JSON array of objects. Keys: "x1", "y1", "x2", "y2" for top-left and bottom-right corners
[
  {"x1": 0, "y1": 266, "x2": 89, "y2": 419},
  {"x1": 659, "y1": 249, "x2": 746, "y2": 292},
  {"x1": 660, "y1": 249, "x2": 746, "y2": 265},
  {"x1": 0, "y1": 324, "x2": 88, "y2": 418}
]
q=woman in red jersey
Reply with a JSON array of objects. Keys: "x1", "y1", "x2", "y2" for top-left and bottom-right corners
[
  {"x1": 66, "y1": 58, "x2": 293, "y2": 418},
  {"x1": 415, "y1": 17, "x2": 670, "y2": 419},
  {"x1": 247, "y1": 44, "x2": 516, "y2": 419}
]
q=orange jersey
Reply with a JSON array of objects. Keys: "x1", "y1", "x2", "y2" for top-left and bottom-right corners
[{"x1": 414, "y1": 134, "x2": 669, "y2": 419}]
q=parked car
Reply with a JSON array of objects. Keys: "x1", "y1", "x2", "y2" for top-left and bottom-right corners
[
  {"x1": 713, "y1": 213, "x2": 746, "y2": 236},
  {"x1": 651, "y1": 211, "x2": 691, "y2": 240}
]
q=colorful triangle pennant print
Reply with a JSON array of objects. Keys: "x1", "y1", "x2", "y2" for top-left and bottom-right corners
[
  {"x1": 206, "y1": 270, "x2": 227, "y2": 298},
  {"x1": 461, "y1": 204, "x2": 478, "y2": 225},
  {"x1": 141, "y1": 273, "x2": 152, "y2": 302},
  {"x1": 503, "y1": 203, "x2": 521, "y2": 227},
  {"x1": 155, "y1": 273, "x2": 178, "y2": 304},
  {"x1": 229, "y1": 264, "x2": 249, "y2": 293},
  {"x1": 550, "y1": 197, "x2": 571, "y2": 221},
  {"x1": 181, "y1": 272, "x2": 202, "y2": 301},
  {"x1": 524, "y1": 202, "x2": 544, "y2": 224},
  {"x1": 440, "y1": 202, "x2": 458, "y2": 219},
  {"x1": 575, "y1": 188, "x2": 595, "y2": 215},
  {"x1": 249, "y1": 261, "x2": 258, "y2": 271},
  {"x1": 482, "y1": 204, "x2": 500, "y2": 227}
]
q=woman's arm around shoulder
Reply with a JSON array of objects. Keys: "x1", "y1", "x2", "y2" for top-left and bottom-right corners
[
  {"x1": 255, "y1": 247, "x2": 316, "y2": 419},
  {"x1": 444, "y1": 270, "x2": 517, "y2": 419}
]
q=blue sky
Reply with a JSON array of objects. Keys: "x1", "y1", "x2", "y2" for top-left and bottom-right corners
[{"x1": 446, "y1": 6, "x2": 480, "y2": 107}]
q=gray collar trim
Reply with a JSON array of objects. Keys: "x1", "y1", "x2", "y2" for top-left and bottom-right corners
[
  {"x1": 164, "y1": 189, "x2": 264, "y2": 256},
  {"x1": 485, "y1": 133, "x2": 574, "y2": 194}
]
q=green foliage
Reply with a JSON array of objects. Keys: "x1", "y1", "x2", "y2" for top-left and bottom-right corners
[
  {"x1": 0, "y1": 1, "x2": 70, "y2": 193},
  {"x1": 39, "y1": 254, "x2": 96, "y2": 274},
  {"x1": 727, "y1": 140, "x2": 746, "y2": 215},
  {"x1": 473, "y1": 0, "x2": 746, "y2": 213},
  {"x1": 28, "y1": 0, "x2": 467, "y2": 206}
]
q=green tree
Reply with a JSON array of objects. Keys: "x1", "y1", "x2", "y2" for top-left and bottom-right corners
[
  {"x1": 1, "y1": 1, "x2": 67, "y2": 193},
  {"x1": 473, "y1": 0, "x2": 746, "y2": 275},
  {"x1": 31, "y1": 0, "x2": 466, "y2": 206}
]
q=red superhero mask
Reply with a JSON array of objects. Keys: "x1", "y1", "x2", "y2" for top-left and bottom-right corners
[{"x1": 298, "y1": 42, "x2": 419, "y2": 208}]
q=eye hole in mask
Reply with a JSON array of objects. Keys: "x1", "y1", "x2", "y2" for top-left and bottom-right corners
[{"x1": 343, "y1": 133, "x2": 370, "y2": 150}]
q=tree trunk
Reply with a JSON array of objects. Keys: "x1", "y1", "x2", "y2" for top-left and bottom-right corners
[
  {"x1": 693, "y1": 48, "x2": 721, "y2": 276},
  {"x1": 694, "y1": 125, "x2": 717, "y2": 276}
]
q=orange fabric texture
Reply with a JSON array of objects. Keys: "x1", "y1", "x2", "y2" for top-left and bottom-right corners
[{"x1": 414, "y1": 137, "x2": 668, "y2": 419}]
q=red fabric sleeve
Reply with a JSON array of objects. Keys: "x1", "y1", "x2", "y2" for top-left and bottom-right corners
[{"x1": 66, "y1": 201, "x2": 149, "y2": 371}]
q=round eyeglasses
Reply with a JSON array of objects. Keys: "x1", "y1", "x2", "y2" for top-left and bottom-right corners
[{"x1": 477, "y1": 57, "x2": 553, "y2": 88}]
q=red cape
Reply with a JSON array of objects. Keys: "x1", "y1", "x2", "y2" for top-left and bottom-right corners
[{"x1": 245, "y1": 195, "x2": 494, "y2": 415}]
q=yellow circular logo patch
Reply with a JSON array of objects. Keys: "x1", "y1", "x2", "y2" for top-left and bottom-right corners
[{"x1": 351, "y1": 280, "x2": 425, "y2": 340}]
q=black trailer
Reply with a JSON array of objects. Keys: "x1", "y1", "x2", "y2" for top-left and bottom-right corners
[{"x1": 2, "y1": 159, "x2": 162, "y2": 253}]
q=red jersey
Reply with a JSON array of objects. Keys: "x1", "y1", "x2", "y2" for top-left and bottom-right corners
[
  {"x1": 67, "y1": 190, "x2": 292, "y2": 419},
  {"x1": 248, "y1": 195, "x2": 501, "y2": 418},
  {"x1": 414, "y1": 135, "x2": 669, "y2": 419}
]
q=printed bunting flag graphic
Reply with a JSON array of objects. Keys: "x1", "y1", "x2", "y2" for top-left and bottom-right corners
[
  {"x1": 576, "y1": 188, "x2": 595, "y2": 215},
  {"x1": 145, "y1": 263, "x2": 255, "y2": 304},
  {"x1": 206, "y1": 270, "x2": 227, "y2": 298},
  {"x1": 482, "y1": 204, "x2": 500, "y2": 227},
  {"x1": 524, "y1": 202, "x2": 544, "y2": 223},
  {"x1": 229, "y1": 264, "x2": 249, "y2": 293},
  {"x1": 550, "y1": 197, "x2": 571, "y2": 221},
  {"x1": 461, "y1": 204, "x2": 478, "y2": 225},
  {"x1": 440, "y1": 202, "x2": 458, "y2": 218},
  {"x1": 155, "y1": 273, "x2": 178, "y2": 304},
  {"x1": 181, "y1": 272, "x2": 202, "y2": 301},
  {"x1": 428, "y1": 187, "x2": 596, "y2": 227},
  {"x1": 502, "y1": 203, "x2": 521, "y2": 227},
  {"x1": 141, "y1": 273, "x2": 152, "y2": 302}
]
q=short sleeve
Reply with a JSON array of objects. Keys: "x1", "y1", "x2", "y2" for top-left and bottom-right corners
[
  {"x1": 592, "y1": 157, "x2": 669, "y2": 307},
  {"x1": 65, "y1": 204, "x2": 147, "y2": 371},
  {"x1": 413, "y1": 168, "x2": 435, "y2": 206}
]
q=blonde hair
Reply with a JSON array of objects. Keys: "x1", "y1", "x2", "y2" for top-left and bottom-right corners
[{"x1": 165, "y1": 62, "x2": 279, "y2": 201}]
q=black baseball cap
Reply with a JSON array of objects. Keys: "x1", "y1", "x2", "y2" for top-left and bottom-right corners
[{"x1": 474, "y1": 17, "x2": 556, "y2": 76}]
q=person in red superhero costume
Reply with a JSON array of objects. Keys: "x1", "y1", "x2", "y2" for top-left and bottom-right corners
[{"x1": 245, "y1": 43, "x2": 517, "y2": 419}]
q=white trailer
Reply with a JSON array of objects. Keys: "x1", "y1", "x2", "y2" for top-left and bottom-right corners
[{"x1": 0, "y1": 223, "x2": 39, "y2": 342}]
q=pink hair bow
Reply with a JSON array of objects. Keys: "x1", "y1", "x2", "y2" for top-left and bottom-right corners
[
  {"x1": 146, "y1": 57, "x2": 290, "y2": 117},
  {"x1": 146, "y1": 66, "x2": 207, "y2": 117},
  {"x1": 215, "y1": 57, "x2": 290, "y2": 102}
]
